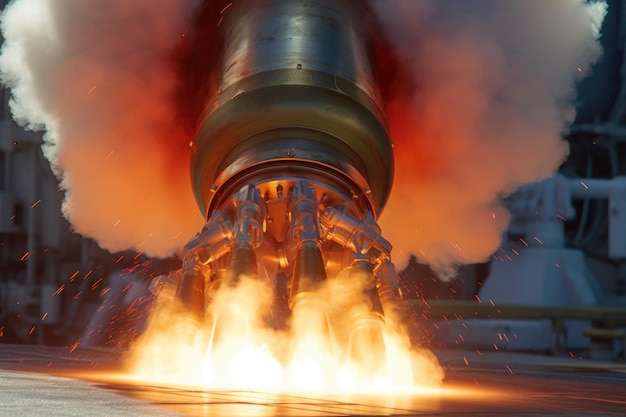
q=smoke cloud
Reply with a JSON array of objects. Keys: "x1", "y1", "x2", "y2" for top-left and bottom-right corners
[
  {"x1": 0, "y1": 0, "x2": 204, "y2": 256},
  {"x1": 0, "y1": 0, "x2": 606, "y2": 271},
  {"x1": 371, "y1": 0, "x2": 606, "y2": 278}
]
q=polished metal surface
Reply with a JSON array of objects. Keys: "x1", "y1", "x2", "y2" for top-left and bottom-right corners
[
  {"x1": 191, "y1": 0, "x2": 393, "y2": 219},
  {"x1": 2, "y1": 344, "x2": 626, "y2": 416}
]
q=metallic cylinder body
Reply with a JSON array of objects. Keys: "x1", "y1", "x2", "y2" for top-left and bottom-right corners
[
  {"x1": 225, "y1": 241, "x2": 258, "y2": 287},
  {"x1": 191, "y1": 0, "x2": 393, "y2": 222},
  {"x1": 376, "y1": 259, "x2": 404, "y2": 321},
  {"x1": 175, "y1": 260, "x2": 207, "y2": 322},
  {"x1": 291, "y1": 240, "x2": 327, "y2": 306}
]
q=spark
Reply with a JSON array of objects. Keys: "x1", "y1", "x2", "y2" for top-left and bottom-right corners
[
  {"x1": 580, "y1": 181, "x2": 589, "y2": 190},
  {"x1": 448, "y1": 240, "x2": 462, "y2": 251},
  {"x1": 463, "y1": 356, "x2": 469, "y2": 366},
  {"x1": 506, "y1": 365, "x2": 514, "y2": 374},
  {"x1": 20, "y1": 252, "x2": 30, "y2": 261},
  {"x1": 91, "y1": 278, "x2": 103, "y2": 291},
  {"x1": 519, "y1": 238, "x2": 529, "y2": 247},
  {"x1": 31, "y1": 199, "x2": 41, "y2": 208},
  {"x1": 577, "y1": 67, "x2": 582, "y2": 72},
  {"x1": 567, "y1": 396, "x2": 626, "y2": 405},
  {"x1": 113, "y1": 219, "x2": 121, "y2": 227},
  {"x1": 474, "y1": 294, "x2": 482, "y2": 303},
  {"x1": 220, "y1": 2, "x2": 233, "y2": 14},
  {"x1": 29, "y1": 326, "x2": 35, "y2": 335},
  {"x1": 87, "y1": 85, "x2": 96, "y2": 94},
  {"x1": 41, "y1": 312, "x2": 48, "y2": 321},
  {"x1": 106, "y1": 151, "x2": 115, "y2": 159}
]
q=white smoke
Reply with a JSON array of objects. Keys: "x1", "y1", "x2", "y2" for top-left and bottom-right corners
[
  {"x1": 0, "y1": 0, "x2": 607, "y2": 272},
  {"x1": 0, "y1": 0, "x2": 204, "y2": 257},
  {"x1": 371, "y1": 0, "x2": 606, "y2": 278}
]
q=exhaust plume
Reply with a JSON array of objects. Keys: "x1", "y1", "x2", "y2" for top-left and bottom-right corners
[
  {"x1": 130, "y1": 274, "x2": 443, "y2": 391},
  {"x1": 371, "y1": 0, "x2": 606, "y2": 277},
  {"x1": 0, "y1": 0, "x2": 204, "y2": 256}
]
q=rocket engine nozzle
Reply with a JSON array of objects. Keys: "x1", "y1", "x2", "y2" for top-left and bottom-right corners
[{"x1": 174, "y1": 0, "x2": 402, "y2": 351}]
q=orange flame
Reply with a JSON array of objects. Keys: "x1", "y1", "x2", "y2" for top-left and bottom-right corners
[{"x1": 127, "y1": 275, "x2": 443, "y2": 393}]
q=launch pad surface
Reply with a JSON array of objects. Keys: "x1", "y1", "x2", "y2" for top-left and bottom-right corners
[{"x1": 1, "y1": 344, "x2": 624, "y2": 416}]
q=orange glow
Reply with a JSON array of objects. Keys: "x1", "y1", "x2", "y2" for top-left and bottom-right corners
[
  {"x1": 71, "y1": 369, "x2": 500, "y2": 417},
  {"x1": 126, "y1": 276, "x2": 443, "y2": 394},
  {"x1": 372, "y1": 1, "x2": 605, "y2": 278}
]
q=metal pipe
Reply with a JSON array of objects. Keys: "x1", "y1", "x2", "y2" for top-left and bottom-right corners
[
  {"x1": 376, "y1": 259, "x2": 403, "y2": 321},
  {"x1": 568, "y1": 177, "x2": 626, "y2": 199},
  {"x1": 288, "y1": 182, "x2": 327, "y2": 308},
  {"x1": 347, "y1": 260, "x2": 385, "y2": 321},
  {"x1": 183, "y1": 211, "x2": 234, "y2": 265},
  {"x1": 175, "y1": 256, "x2": 208, "y2": 322},
  {"x1": 224, "y1": 241, "x2": 259, "y2": 287},
  {"x1": 224, "y1": 185, "x2": 266, "y2": 286}
]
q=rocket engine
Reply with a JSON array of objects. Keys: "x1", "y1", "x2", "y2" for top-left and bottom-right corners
[{"x1": 176, "y1": 0, "x2": 401, "y2": 349}]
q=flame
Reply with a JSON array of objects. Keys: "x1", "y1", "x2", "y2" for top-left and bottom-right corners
[{"x1": 126, "y1": 274, "x2": 443, "y2": 393}]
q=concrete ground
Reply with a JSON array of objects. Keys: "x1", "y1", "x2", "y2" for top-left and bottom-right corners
[{"x1": 0, "y1": 344, "x2": 625, "y2": 416}]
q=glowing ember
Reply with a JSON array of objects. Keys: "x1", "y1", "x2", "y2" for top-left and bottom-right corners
[{"x1": 127, "y1": 276, "x2": 443, "y2": 393}]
